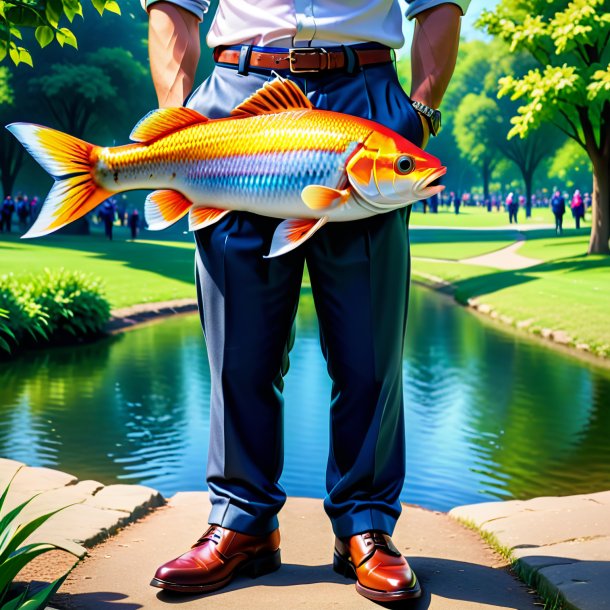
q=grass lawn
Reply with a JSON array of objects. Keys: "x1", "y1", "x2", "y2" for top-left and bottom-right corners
[
  {"x1": 411, "y1": 228, "x2": 610, "y2": 356},
  {"x1": 410, "y1": 228, "x2": 517, "y2": 260},
  {"x1": 409, "y1": 204, "x2": 588, "y2": 229},
  {"x1": 0, "y1": 231, "x2": 197, "y2": 308}
]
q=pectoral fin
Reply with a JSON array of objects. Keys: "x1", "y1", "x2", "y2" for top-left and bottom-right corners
[
  {"x1": 145, "y1": 190, "x2": 192, "y2": 230},
  {"x1": 265, "y1": 217, "x2": 328, "y2": 258},
  {"x1": 189, "y1": 207, "x2": 230, "y2": 231},
  {"x1": 301, "y1": 185, "x2": 350, "y2": 210}
]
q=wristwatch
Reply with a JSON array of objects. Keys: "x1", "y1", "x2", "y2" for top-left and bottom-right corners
[{"x1": 411, "y1": 100, "x2": 442, "y2": 136}]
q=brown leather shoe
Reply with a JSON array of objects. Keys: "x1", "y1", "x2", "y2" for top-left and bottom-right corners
[
  {"x1": 333, "y1": 531, "x2": 421, "y2": 601},
  {"x1": 150, "y1": 525, "x2": 281, "y2": 593}
]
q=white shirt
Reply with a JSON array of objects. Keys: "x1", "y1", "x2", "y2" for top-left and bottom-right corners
[{"x1": 142, "y1": 0, "x2": 470, "y2": 49}]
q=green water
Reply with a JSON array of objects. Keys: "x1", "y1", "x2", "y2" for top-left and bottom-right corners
[{"x1": 1, "y1": 286, "x2": 609, "y2": 511}]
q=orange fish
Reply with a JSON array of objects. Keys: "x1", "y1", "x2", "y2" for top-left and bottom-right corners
[{"x1": 7, "y1": 77, "x2": 445, "y2": 257}]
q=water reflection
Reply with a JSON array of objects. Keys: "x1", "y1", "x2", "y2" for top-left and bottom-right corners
[{"x1": 1, "y1": 286, "x2": 609, "y2": 512}]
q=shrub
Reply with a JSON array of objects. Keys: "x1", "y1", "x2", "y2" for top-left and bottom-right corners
[
  {"x1": 27, "y1": 269, "x2": 111, "y2": 340},
  {"x1": 0, "y1": 269, "x2": 110, "y2": 355}
]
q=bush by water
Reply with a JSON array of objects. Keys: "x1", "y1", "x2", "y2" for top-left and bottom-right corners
[{"x1": 0, "y1": 269, "x2": 110, "y2": 355}]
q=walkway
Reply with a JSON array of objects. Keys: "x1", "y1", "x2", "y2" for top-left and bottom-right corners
[
  {"x1": 411, "y1": 225, "x2": 545, "y2": 271},
  {"x1": 49, "y1": 492, "x2": 538, "y2": 610}
]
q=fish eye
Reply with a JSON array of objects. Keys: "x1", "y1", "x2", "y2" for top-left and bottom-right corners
[{"x1": 395, "y1": 155, "x2": 414, "y2": 175}]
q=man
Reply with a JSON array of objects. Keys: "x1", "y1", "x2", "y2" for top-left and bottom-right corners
[
  {"x1": 551, "y1": 189, "x2": 566, "y2": 235},
  {"x1": 144, "y1": 0, "x2": 468, "y2": 602}
]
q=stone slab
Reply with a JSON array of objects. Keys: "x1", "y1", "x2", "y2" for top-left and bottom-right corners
[
  {"x1": 537, "y1": 561, "x2": 610, "y2": 610},
  {"x1": 83, "y1": 483, "x2": 166, "y2": 517},
  {"x1": 48, "y1": 492, "x2": 538, "y2": 609},
  {"x1": 450, "y1": 492, "x2": 610, "y2": 610},
  {"x1": 25, "y1": 503, "x2": 133, "y2": 550},
  {"x1": 0, "y1": 457, "x2": 26, "y2": 484},
  {"x1": 4, "y1": 465, "x2": 78, "y2": 495},
  {"x1": 4, "y1": 480, "x2": 105, "y2": 517}
]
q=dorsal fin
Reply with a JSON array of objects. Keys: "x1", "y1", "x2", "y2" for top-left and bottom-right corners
[
  {"x1": 130, "y1": 107, "x2": 208, "y2": 143},
  {"x1": 231, "y1": 77, "x2": 313, "y2": 118}
]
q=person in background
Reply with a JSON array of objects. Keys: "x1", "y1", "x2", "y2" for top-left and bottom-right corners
[
  {"x1": 453, "y1": 191, "x2": 461, "y2": 214},
  {"x1": 101, "y1": 198, "x2": 116, "y2": 240},
  {"x1": 128, "y1": 208, "x2": 140, "y2": 240},
  {"x1": 570, "y1": 189, "x2": 584, "y2": 229},
  {"x1": 506, "y1": 192, "x2": 516, "y2": 223},
  {"x1": 1, "y1": 195, "x2": 14, "y2": 233},
  {"x1": 430, "y1": 191, "x2": 439, "y2": 213},
  {"x1": 144, "y1": 0, "x2": 469, "y2": 603},
  {"x1": 29, "y1": 196, "x2": 39, "y2": 225},
  {"x1": 584, "y1": 191, "x2": 592, "y2": 210},
  {"x1": 551, "y1": 189, "x2": 565, "y2": 235},
  {"x1": 16, "y1": 193, "x2": 29, "y2": 230}
]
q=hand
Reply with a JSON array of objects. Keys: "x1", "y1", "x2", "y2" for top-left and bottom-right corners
[{"x1": 418, "y1": 113, "x2": 430, "y2": 150}]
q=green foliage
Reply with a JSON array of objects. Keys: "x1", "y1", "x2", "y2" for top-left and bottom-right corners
[
  {"x1": 478, "y1": 0, "x2": 610, "y2": 148},
  {"x1": 27, "y1": 268, "x2": 110, "y2": 338},
  {"x1": 0, "y1": 467, "x2": 81, "y2": 609},
  {"x1": 547, "y1": 139, "x2": 593, "y2": 188},
  {"x1": 0, "y1": 0, "x2": 122, "y2": 66},
  {"x1": 0, "y1": 268, "x2": 110, "y2": 355}
]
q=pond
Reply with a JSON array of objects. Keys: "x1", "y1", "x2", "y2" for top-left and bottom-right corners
[{"x1": 1, "y1": 285, "x2": 609, "y2": 512}]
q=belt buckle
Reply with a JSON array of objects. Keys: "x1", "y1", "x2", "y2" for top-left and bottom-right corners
[{"x1": 288, "y1": 48, "x2": 328, "y2": 73}]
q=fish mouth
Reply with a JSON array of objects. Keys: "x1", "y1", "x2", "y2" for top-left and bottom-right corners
[{"x1": 416, "y1": 166, "x2": 447, "y2": 199}]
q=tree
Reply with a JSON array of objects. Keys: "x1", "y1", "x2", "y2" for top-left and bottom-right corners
[
  {"x1": 30, "y1": 47, "x2": 148, "y2": 138},
  {"x1": 0, "y1": 0, "x2": 121, "y2": 67},
  {"x1": 453, "y1": 93, "x2": 503, "y2": 200},
  {"x1": 479, "y1": 0, "x2": 610, "y2": 254}
]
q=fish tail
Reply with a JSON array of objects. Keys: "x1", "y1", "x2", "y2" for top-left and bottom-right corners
[{"x1": 6, "y1": 123, "x2": 112, "y2": 238}]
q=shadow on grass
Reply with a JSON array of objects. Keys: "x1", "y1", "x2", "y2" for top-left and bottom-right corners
[
  {"x1": 409, "y1": 229, "x2": 520, "y2": 245},
  {"x1": 451, "y1": 255, "x2": 610, "y2": 303},
  {"x1": 0, "y1": 231, "x2": 197, "y2": 286}
]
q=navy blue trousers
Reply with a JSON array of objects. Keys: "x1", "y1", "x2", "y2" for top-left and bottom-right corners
[{"x1": 185, "y1": 53, "x2": 424, "y2": 538}]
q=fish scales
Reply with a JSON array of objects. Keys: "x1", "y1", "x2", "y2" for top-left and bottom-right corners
[{"x1": 96, "y1": 111, "x2": 369, "y2": 213}]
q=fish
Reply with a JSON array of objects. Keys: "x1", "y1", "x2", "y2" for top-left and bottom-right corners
[{"x1": 7, "y1": 76, "x2": 446, "y2": 258}]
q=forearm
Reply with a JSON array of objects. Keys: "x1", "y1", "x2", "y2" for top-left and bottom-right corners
[
  {"x1": 148, "y1": 2, "x2": 201, "y2": 108},
  {"x1": 410, "y1": 3, "x2": 462, "y2": 108}
]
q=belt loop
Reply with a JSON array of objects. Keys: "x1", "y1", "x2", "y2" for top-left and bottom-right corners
[
  {"x1": 342, "y1": 45, "x2": 358, "y2": 75},
  {"x1": 237, "y1": 44, "x2": 253, "y2": 76}
]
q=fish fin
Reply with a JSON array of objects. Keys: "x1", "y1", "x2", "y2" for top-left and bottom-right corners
[
  {"x1": 301, "y1": 185, "x2": 350, "y2": 210},
  {"x1": 7, "y1": 122, "x2": 94, "y2": 178},
  {"x1": 145, "y1": 189, "x2": 192, "y2": 230},
  {"x1": 231, "y1": 77, "x2": 313, "y2": 118},
  {"x1": 6, "y1": 123, "x2": 112, "y2": 237},
  {"x1": 264, "y1": 217, "x2": 328, "y2": 258},
  {"x1": 130, "y1": 108, "x2": 208, "y2": 143},
  {"x1": 189, "y1": 207, "x2": 230, "y2": 231}
]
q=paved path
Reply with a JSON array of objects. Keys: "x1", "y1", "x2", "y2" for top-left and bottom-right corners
[
  {"x1": 48, "y1": 492, "x2": 537, "y2": 610},
  {"x1": 450, "y1": 491, "x2": 610, "y2": 610},
  {"x1": 459, "y1": 238, "x2": 542, "y2": 270}
]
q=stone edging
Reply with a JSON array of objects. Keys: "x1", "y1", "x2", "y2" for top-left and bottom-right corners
[
  {"x1": 106, "y1": 298, "x2": 198, "y2": 334},
  {"x1": 0, "y1": 457, "x2": 166, "y2": 559},
  {"x1": 411, "y1": 273, "x2": 609, "y2": 363},
  {"x1": 449, "y1": 491, "x2": 610, "y2": 610}
]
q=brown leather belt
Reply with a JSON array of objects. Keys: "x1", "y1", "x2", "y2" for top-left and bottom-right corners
[{"x1": 213, "y1": 46, "x2": 394, "y2": 74}]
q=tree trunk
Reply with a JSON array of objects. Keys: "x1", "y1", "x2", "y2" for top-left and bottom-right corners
[
  {"x1": 523, "y1": 170, "x2": 533, "y2": 220},
  {"x1": 482, "y1": 158, "x2": 491, "y2": 201},
  {"x1": 588, "y1": 153, "x2": 610, "y2": 255}
]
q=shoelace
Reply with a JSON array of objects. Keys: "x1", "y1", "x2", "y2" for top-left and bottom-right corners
[
  {"x1": 360, "y1": 531, "x2": 402, "y2": 557},
  {"x1": 191, "y1": 525, "x2": 223, "y2": 548}
]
